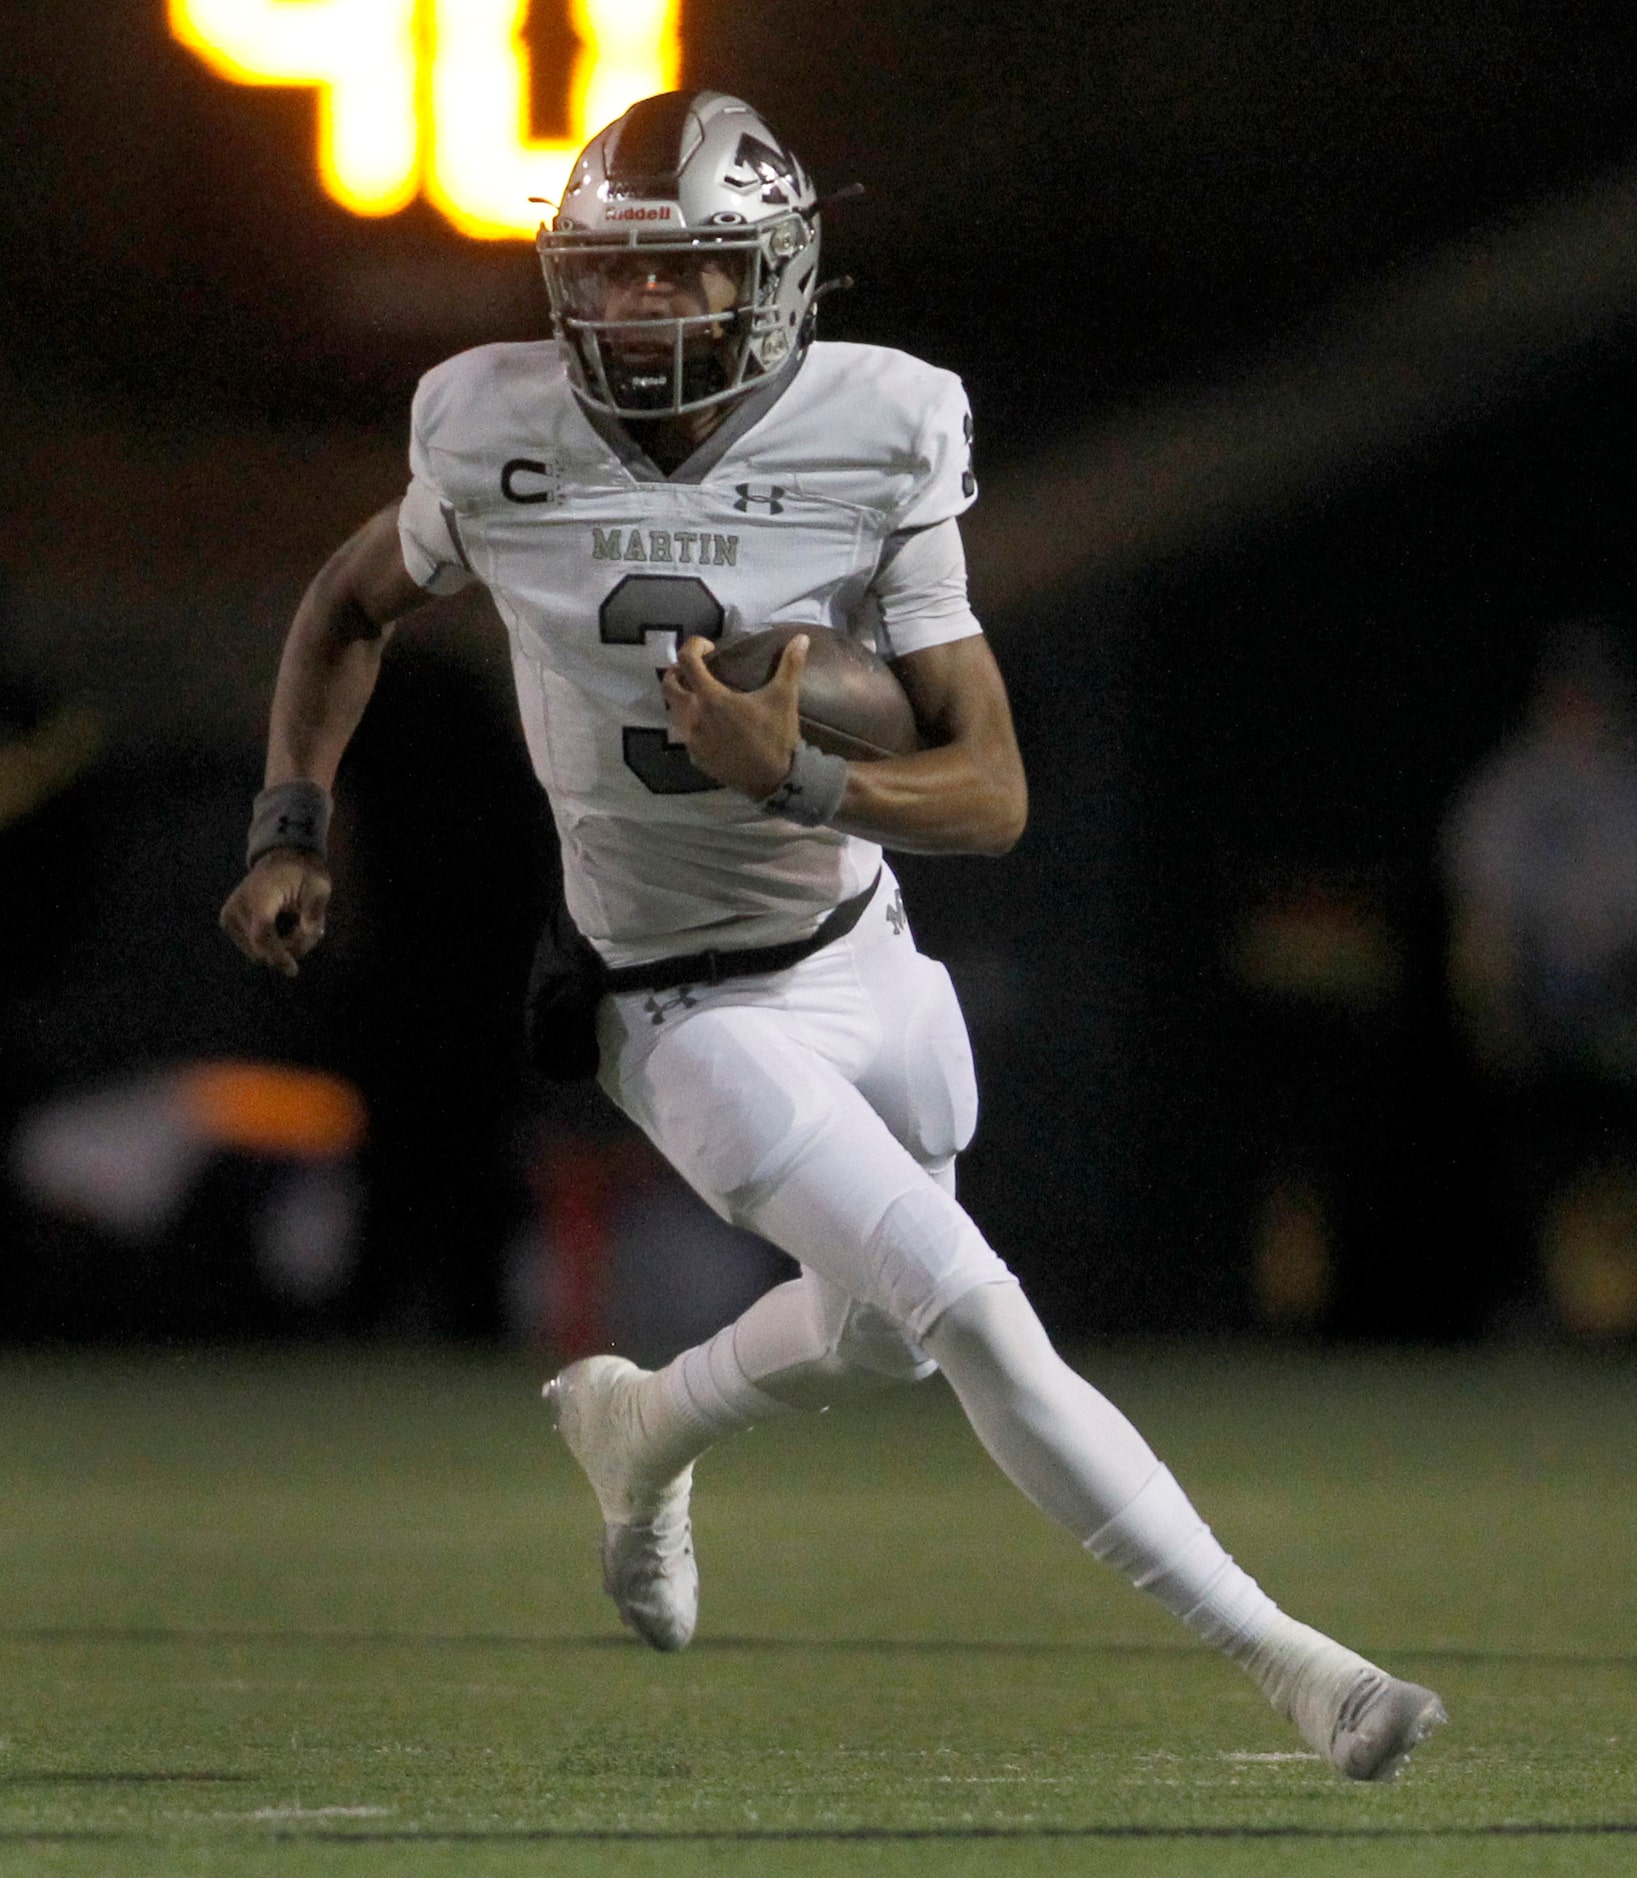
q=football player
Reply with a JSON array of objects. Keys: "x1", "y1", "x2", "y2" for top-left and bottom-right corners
[{"x1": 220, "y1": 90, "x2": 1445, "y2": 1781}]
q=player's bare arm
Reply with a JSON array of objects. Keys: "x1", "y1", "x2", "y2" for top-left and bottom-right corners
[
  {"x1": 844, "y1": 635, "x2": 1027, "y2": 855},
  {"x1": 219, "y1": 502, "x2": 432, "y2": 976},
  {"x1": 664, "y1": 631, "x2": 1027, "y2": 856}
]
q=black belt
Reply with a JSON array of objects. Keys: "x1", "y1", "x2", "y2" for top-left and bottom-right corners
[{"x1": 601, "y1": 871, "x2": 881, "y2": 996}]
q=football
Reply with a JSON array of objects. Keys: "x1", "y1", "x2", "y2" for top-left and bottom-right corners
[{"x1": 706, "y1": 625, "x2": 920, "y2": 761}]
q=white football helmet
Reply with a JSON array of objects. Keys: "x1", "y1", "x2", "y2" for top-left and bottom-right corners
[{"x1": 537, "y1": 91, "x2": 824, "y2": 419}]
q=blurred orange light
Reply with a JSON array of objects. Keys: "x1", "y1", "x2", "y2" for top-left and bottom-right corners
[
  {"x1": 427, "y1": 0, "x2": 680, "y2": 240},
  {"x1": 179, "y1": 1062, "x2": 368, "y2": 1161},
  {"x1": 169, "y1": 0, "x2": 681, "y2": 239},
  {"x1": 169, "y1": 0, "x2": 421, "y2": 216}
]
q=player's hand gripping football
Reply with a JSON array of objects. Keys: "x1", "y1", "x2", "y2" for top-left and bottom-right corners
[
  {"x1": 219, "y1": 851, "x2": 332, "y2": 978},
  {"x1": 662, "y1": 632, "x2": 809, "y2": 799}
]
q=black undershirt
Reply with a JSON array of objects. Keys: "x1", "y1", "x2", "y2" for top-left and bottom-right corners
[{"x1": 622, "y1": 415, "x2": 715, "y2": 477}]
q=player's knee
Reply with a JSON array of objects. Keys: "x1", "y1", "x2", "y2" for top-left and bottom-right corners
[
  {"x1": 921, "y1": 1277, "x2": 1052, "y2": 1388},
  {"x1": 860, "y1": 1184, "x2": 1013, "y2": 1342},
  {"x1": 794, "y1": 1271, "x2": 934, "y2": 1387}
]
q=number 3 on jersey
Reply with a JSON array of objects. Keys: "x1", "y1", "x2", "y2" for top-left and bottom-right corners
[{"x1": 599, "y1": 574, "x2": 725, "y2": 795}]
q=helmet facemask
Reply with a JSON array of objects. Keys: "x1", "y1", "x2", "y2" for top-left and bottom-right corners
[{"x1": 542, "y1": 217, "x2": 813, "y2": 417}]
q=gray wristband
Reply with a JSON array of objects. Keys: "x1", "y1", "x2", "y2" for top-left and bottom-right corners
[
  {"x1": 759, "y1": 740, "x2": 849, "y2": 827},
  {"x1": 246, "y1": 780, "x2": 332, "y2": 869}
]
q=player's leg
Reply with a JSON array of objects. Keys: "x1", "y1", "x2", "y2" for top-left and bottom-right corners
[
  {"x1": 784, "y1": 910, "x2": 1433, "y2": 1776},
  {"x1": 546, "y1": 945, "x2": 980, "y2": 1651},
  {"x1": 921, "y1": 1280, "x2": 1445, "y2": 1780},
  {"x1": 617, "y1": 926, "x2": 970, "y2": 1444}
]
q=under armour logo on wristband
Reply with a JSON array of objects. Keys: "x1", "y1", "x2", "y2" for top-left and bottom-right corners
[
  {"x1": 247, "y1": 780, "x2": 332, "y2": 869},
  {"x1": 760, "y1": 741, "x2": 849, "y2": 827},
  {"x1": 763, "y1": 774, "x2": 803, "y2": 814}
]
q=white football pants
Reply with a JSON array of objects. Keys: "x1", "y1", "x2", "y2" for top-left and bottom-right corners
[{"x1": 596, "y1": 867, "x2": 1013, "y2": 1366}]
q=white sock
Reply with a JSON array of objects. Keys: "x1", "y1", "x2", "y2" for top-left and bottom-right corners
[
  {"x1": 631, "y1": 1314, "x2": 793, "y2": 1482},
  {"x1": 630, "y1": 1272, "x2": 875, "y2": 1481},
  {"x1": 1084, "y1": 1462, "x2": 1279, "y2": 1655},
  {"x1": 1095, "y1": 1482, "x2": 1381, "y2": 1753},
  {"x1": 1079, "y1": 1434, "x2": 1385, "y2": 1741},
  {"x1": 632, "y1": 1269, "x2": 943, "y2": 1479}
]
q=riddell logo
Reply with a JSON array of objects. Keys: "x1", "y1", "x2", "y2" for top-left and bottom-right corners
[{"x1": 606, "y1": 205, "x2": 677, "y2": 222}]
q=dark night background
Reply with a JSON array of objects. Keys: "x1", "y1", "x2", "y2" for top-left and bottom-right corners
[{"x1": 5, "y1": 1, "x2": 1637, "y2": 1344}]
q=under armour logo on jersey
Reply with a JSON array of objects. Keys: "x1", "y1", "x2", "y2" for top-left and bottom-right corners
[
  {"x1": 643, "y1": 988, "x2": 698, "y2": 1025},
  {"x1": 733, "y1": 484, "x2": 787, "y2": 514},
  {"x1": 885, "y1": 890, "x2": 908, "y2": 937}
]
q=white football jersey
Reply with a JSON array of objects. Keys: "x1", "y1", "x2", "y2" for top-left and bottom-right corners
[{"x1": 398, "y1": 338, "x2": 981, "y2": 966}]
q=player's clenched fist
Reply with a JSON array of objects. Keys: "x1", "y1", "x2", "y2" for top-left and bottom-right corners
[
  {"x1": 219, "y1": 852, "x2": 332, "y2": 978},
  {"x1": 662, "y1": 632, "x2": 808, "y2": 799}
]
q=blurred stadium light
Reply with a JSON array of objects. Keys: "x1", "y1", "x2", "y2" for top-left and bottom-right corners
[
  {"x1": 169, "y1": 0, "x2": 682, "y2": 236},
  {"x1": 9, "y1": 1061, "x2": 369, "y2": 1329},
  {"x1": 11, "y1": 1061, "x2": 365, "y2": 1239}
]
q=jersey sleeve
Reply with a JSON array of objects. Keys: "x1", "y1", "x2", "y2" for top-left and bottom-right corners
[
  {"x1": 397, "y1": 475, "x2": 478, "y2": 595},
  {"x1": 396, "y1": 362, "x2": 482, "y2": 595},
  {"x1": 888, "y1": 370, "x2": 978, "y2": 534},
  {"x1": 862, "y1": 516, "x2": 982, "y2": 660}
]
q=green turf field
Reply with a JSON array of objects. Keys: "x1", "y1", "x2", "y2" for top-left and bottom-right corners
[{"x1": 1, "y1": 1342, "x2": 1633, "y2": 1877}]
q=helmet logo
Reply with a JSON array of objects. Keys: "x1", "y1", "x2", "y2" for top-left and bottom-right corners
[
  {"x1": 604, "y1": 202, "x2": 681, "y2": 222},
  {"x1": 724, "y1": 133, "x2": 799, "y2": 205}
]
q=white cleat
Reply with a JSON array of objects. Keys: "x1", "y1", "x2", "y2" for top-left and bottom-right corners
[
  {"x1": 1323, "y1": 1669, "x2": 1448, "y2": 1782},
  {"x1": 543, "y1": 1355, "x2": 698, "y2": 1653}
]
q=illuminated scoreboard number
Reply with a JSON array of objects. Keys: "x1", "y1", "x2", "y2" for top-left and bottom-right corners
[{"x1": 168, "y1": 0, "x2": 682, "y2": 238}]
